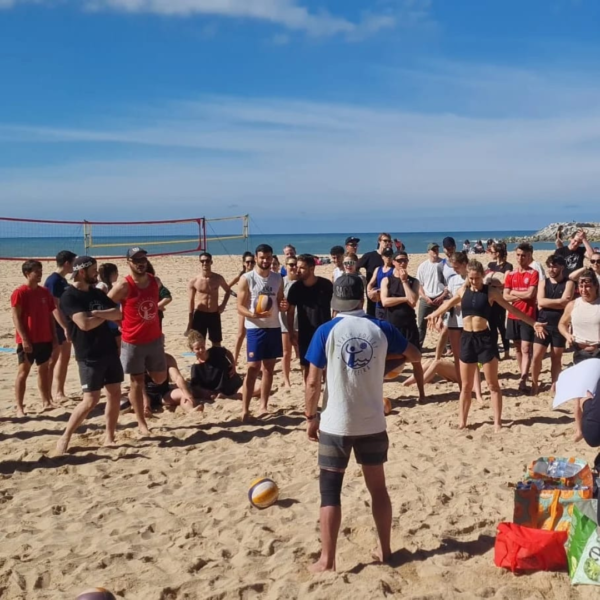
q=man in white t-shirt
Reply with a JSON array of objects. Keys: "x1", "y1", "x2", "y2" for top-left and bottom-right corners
[
  {"x1": 304, "y1": 274, "x2": 423, "y2": 572},
  {"x1": 416, "y1": 243, "x2": 447, "y2": 348}
]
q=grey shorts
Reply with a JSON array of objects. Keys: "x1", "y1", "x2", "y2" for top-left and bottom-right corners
[{"x1": 121, "y1": 338, "x2": 166, "y2": 375}]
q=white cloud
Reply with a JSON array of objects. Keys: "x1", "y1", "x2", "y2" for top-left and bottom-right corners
[
  {"x1": 2, "y1": 61, "x2": 600, "y2": 226},
  {"x1": 0, "y1": 0, "x2": 431, "y2": 38}
]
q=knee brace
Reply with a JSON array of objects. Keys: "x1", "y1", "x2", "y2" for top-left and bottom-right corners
[{"x1": 320, "y1": 469, "x2": 345, "y2": 507}]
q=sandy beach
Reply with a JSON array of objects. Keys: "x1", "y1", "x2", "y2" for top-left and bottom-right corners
[{"x1": 1, "y1": 250, "x2": 599, "y2": 600}]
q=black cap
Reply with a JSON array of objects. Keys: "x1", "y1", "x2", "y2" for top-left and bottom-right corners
[
  {"x1": 345, "y1": 236, "x2": 360, "y2": 246},
  {"x1": 382, "y1": 247, "x2": 394, "y2": 257},
  {"x1": 393, "y1": 251, "x2": 408, "y2": 261},
  {"x1": 442, "y1": 236, "x2": 456, "y2": 249},
  {"x1": 331, "y1": 274, "x2": 364, "y2": 312},
  {"x1": 330, "y1": 245, "x2": 344, "y2": 255},
  {"x1": 71, "y1": 255, "x2": 96, "y2": 279},
  {"x1": 126, "y1": 247, "x2": 147, "y2": 259}
]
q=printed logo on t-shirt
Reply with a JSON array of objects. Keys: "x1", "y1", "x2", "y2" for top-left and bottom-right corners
[
  {"x1": 340, "y1": 336, "x2": 374, "y2": 371},
  {"x1": 524, "y1": 277, "x2": 530, "y2": 285},
  {"x1": 89, "y1": 300, "x2": 105, "y2": 311},
  {"x1": 137, "y1": 299, "x2": 157, "y2": 321}
]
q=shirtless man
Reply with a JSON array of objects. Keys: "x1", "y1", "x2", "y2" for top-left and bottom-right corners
[{"x1": 186, "y1": 252, "x2": 231, "y2": 347}]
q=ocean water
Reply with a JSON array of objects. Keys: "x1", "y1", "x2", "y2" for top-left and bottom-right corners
[{"x1": 0, "y1": 230, "x2": 561, "y2": 259}]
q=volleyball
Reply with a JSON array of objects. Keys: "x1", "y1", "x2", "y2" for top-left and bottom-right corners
[
  {"x1": 76, "y1": 589, "x2": 116, "y2": 600},
  {"x1": 248, "y1": 477, "x2": 279, "y2": 509},
  {"x1": 255, "y1": 294, "x2": 273, "y2": 314}
]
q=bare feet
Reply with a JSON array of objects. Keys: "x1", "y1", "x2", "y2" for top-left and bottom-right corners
[
  {"x1": 42, "y1": 401, "x2": 58, "y2": 411},
  {"x1": 241, "y1": 411, "x2": 251, "y2": 423},
  {"x1": 16, "y1": 407, "x2": 26, "y2": 418},
  {"x1": 138, "y1": 425, "x2": 151, "y2": 436},
  {"x1": 517, "y1": 379, "x2": 528, "y2": 394},
  {"x1": 371, "y1": 547, "x2": 392, "y2": 564},
  {"x1": 308, "y1": 557, "x2": 335, "y2": 573},
  {"x1": 574, "y1": 430, "x2": 583, "y2": 442},
  {"x1": 494, "y1": 423, "x2": 503, "y2": 434},
  {"x1": 550, "y1": 382, "x2": 557, "y2": 394},
  {"x1": 55, "y1": 436, "x2": 69, "y2": 455},
  {"x1": 103, "y1": 435, "x2": 117, "y2": 447},
  {"x1": 143, "y1": 405, "x2": 153, "y2": 418},
  {"x1": 530, "y1": 382, "x2": 539, "y2": 396},
  {"x1": 56, "y1": 392, "x2": 68, "y2": 403}
]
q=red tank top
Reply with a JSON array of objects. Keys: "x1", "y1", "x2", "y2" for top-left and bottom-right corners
[{"x1": 121, "y1": 274, "x2": 162, "y2": 345}]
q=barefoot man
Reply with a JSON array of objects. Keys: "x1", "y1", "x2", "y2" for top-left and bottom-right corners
[
  {"x1": 304, "y1": 274, "x2": 423, "y2": 572},
  {"x1": 109, "y1": 247, "x2": 167, "y2": 434},
  {"x1": 237, "y1": 244, "x2": 285, "y2": 421},
  {"x1": 56, "y1": 256, "x2": 124, "y2": 453},
  {"x1": 11, "y1": 260, "x2": 58, "y2": 416},
  {"x1": 186, "y1": 252, "x2": 231, "y2": 347}
]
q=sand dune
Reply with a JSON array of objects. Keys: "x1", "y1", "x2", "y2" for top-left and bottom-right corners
[{"x1": 1, "y1": 251, "x2": 599, "y2": 599}]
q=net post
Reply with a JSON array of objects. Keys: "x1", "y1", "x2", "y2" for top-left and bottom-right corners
[
  {"x1": 243, "y1": 214, "x2": 249, "y2": 239},
  {"x1": 83, "y1": 221, "x2": 91, "y2": 255}
]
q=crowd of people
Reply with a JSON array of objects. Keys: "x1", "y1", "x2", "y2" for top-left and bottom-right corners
[{"x1": 8, "y1": 228, "x2": 600, "y2": 572}]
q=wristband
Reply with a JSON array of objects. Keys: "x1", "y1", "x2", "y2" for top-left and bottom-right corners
[{"x1": 305, "y1": 413, "x2": 318, "y2": 421}]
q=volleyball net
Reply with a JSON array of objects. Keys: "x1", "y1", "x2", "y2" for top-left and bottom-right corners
[{"x1": 0, "y1": 215, "x2": 249, "y2": 261}]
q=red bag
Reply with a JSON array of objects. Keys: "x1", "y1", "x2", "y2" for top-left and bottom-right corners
[{"x1": 494, "y1": 522, "x2": 568, "y2": 572}]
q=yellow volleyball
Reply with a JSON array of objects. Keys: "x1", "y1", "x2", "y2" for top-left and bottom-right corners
[
  {"x1": 248, "y1": 477, "x2": 279, "y2": 509},
  {"x1": 255, "y1": 294, "x2": 273, "y2": 314}
]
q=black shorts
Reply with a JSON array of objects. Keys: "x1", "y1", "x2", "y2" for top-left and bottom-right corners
[
  {"x1": 394, "y1": 321, "x2": 420, "y2": 350},
  {"x1": 533, "y1": 325, "x2": 566, "y2": 349},
  {"x1": 318, "y1": 430, "x2": 389, "y2": 470},
  {"x1": 146, "y1": 385, "x2": 173, "y2": 410},
  {"x1": 17, "y1": 342, "x2": 53, "y2": 366},
  {"x1": 192, "y1": 310, "x2": 223, "y2": 344},
  {"x1": 573, "y1": 346, "x2": 600, "y2": 365},
  {"x1": 55, "y1": 324, "x2": 66, "y2": 345},
  {"x1": 77, "y1": 353, "x2": 124, "y2": 393},
  {"x1": 460, "y1": 330, "x2": 498, "y2": 365},
  {"x1": 582, "y1": 394, "x2": 600, "y2": 447},
  {"x1": 506, "y1": 319, "x2": 535, "y2": 343}
]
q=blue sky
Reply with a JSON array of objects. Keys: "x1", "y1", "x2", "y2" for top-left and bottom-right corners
[{"x1": 1, "y1": 0, "x2": 600, "y2": 233}]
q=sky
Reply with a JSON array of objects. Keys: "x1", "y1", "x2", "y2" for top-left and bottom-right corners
[{"x1": 1, "y1": 0, "x2": 600, "y2": 233}]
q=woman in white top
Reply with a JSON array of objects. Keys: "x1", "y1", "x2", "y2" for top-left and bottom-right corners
[
  {"x1": 559, "y1": 268, "x2": 600, "y2": 440},
  {"x1": 231, "y1": 253, "x2": 256, "y2": 365}
]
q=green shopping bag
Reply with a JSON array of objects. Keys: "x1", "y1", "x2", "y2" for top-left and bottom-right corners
[{"x1": 566, "y1": 501, "x2": 600, "y2": 585}]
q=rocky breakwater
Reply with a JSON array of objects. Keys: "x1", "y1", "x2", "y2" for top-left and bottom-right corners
[{"x1": 505, "y1": 222, "x2": 600, "y2": 243}]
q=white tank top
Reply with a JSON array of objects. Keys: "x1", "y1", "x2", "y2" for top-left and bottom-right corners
[
  {"x1": 244, "y1": 270, "x2": 282, "y2": 329},
  {"x1": 572, "y1": 297, "x2": 600, "y2": 344}
]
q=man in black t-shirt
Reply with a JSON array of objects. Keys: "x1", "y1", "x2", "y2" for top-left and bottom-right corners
[
  {"x1": 555, "y1": 229, "x2": 593, "y2": 275},
  {"x1": 356, "y1": 232, "x2": 393, "y2": 316},
  {"x1": 287, "y1": 254, "x2": 333, "y2": 380},
  {"x1": 56, "y1": 256, "x2": 124, "y2": 454}
]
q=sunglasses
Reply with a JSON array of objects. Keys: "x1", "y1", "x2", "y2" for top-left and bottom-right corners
[
  {"x1": 286, "y1": 262, "x2": 297, "y2": 267},
  {"x1": 591, "y1": 259, "x2": 600, "y2": 265},
  {"x1": 245, "y1": 260, "x2": 255, "y2": 265},
  {"x1": 395, "y1": 258, "x2": 408, "y2": 264},
  {"x1": 343, "y1": 261, "x2": 356, "y2": 266}
]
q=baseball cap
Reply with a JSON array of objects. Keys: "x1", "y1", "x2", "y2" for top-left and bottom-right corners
[
  {"x1": 71, "y1": 255, "x2": 96, "y2": 279},
  {"x1": 382, "y1": 247, "x2": 394, "y2": 258},
  {"x1": 330, "y1": 245, "x2": 344, "y2": 255},
  {"x1": 126, "y1": 247, "x2": 147, "y2": 260},
  {"x1": 427, "y1": 243, "x2": 440, "y2": 251},
  {"x1": 345, "y1": 236, "x2": 360, "y2": 246},
  {"x1": 331, "y1": 274, "x2": 364, "y2": 312},
  {"x1": 394, "y1": 252, "x2": 408, "y2": 261},
  {"x1": 442, "y1": 236, "x2": 456, "y2": 249}
]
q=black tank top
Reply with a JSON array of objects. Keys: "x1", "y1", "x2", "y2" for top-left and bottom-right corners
[
  {"x1": 385, "y1": 274, "x2": 417, "y2": 327},
  {"x1": 461, "y1": 285, "x2": 492, "y2": 321},
  {"x1": 538, "y1": 279, "x2": 567, "y2": 326}
]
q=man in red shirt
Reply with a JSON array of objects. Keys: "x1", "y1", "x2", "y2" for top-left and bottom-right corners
[
  {"x1": 11, "y1": 260, "x2": 58, "y2": 417},
  {"x1": 504, "y1": 243, "x2": 540, "y2": 393},
  {"x1": 109, "y1": 247, "x2": 167, "y2": 435}
]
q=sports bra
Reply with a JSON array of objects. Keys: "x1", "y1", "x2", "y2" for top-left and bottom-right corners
[{"x1": 461, "y1": 285, "x2": 492, "y2": 322}]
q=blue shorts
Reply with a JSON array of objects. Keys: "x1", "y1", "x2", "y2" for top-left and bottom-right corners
[{"x1": 246, "y1": 328, "x2": 283, "y2": 362}]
